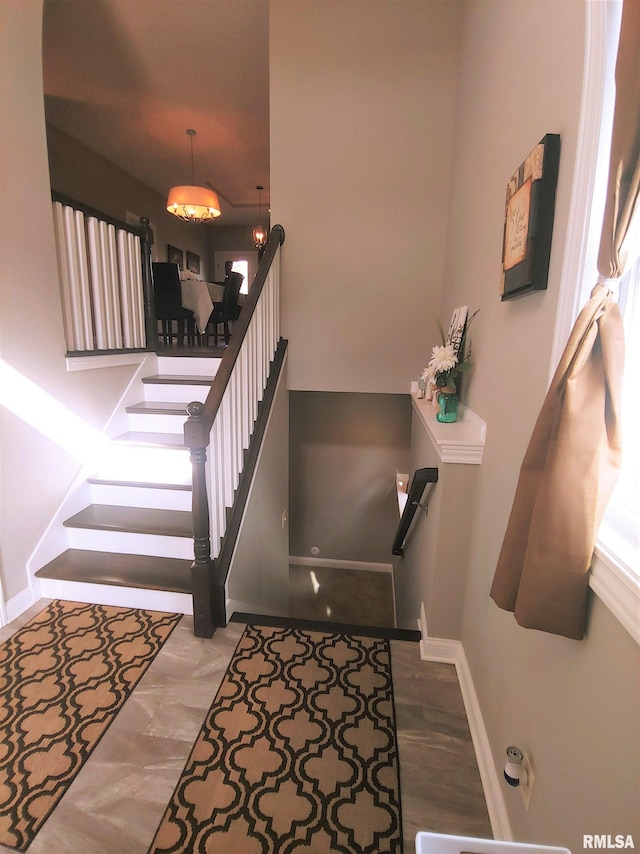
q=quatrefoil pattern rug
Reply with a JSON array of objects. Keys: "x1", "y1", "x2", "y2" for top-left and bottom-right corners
[
  {"x1": 149, "y1": 624, "x2": 402, "y2": 853},
  {"x1": 0, "y1": 600, "x2": 181, "y2": 851}
]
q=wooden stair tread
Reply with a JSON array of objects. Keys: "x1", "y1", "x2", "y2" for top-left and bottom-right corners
[
  {"x1": 88, "y1": 476, "x2": 191, "y2": 491},
  {"x1": 126, "y1": 401, "x2": 190, "y2": 415},
  {"x1": 142, "y1": 374, "x2": 214, "y2": 385},
  {"x1": 35, "y1": 549, "x2": 192, "y2": 594},
  {"x1": 112, "y1": 431, "x2": 186, "y2": 447},
  {"x1": 64, "y1": 504, "x2": 192, "y2": 537}
]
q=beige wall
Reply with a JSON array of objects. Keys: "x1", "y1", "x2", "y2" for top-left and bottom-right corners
[
  {"x1": 441, "y1": 1, "x2": 639, "y2": 848},
  {"x1": 270, "y1": 0, "x2": 462, "y2": 393},
  {"x1": 0, "y1": 0, "x2": 144, "y2": 603}
]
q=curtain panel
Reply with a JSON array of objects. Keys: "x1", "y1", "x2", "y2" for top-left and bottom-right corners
[{"x1": 490, "y1": 0, "x2": 637, "y2": 639}]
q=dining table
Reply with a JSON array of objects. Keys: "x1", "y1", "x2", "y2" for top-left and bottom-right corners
[{"x1": 180, "y1": 281, "x2": 226, "y2": 334}]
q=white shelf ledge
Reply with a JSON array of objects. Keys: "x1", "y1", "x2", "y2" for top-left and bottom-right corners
[{"x1": 410, "y1": 389, "x2": 486, "y2": 465}]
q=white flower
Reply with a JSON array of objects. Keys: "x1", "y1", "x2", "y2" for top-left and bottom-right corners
[{"x1": 427, "y1": 343, "x2": 457, "y2": 374}]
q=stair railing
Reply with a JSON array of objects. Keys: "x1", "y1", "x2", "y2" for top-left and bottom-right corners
[
  {"x1": 184, "y1": 225, "x2": 286, "y2": 637},
  {"x1": 51, "y1": 191, "x2": 155, "y2": 354},
  {"x1": 392, "y1": 467, "x2": 439, "y2": 556}
]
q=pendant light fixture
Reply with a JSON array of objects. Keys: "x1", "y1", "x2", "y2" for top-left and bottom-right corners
[
  {"x1": 252, "y1": 185, "x2": 268, "y2": 249},
  {"x1": 167, "y1": 129, "x2": 221, "y2": 223}
]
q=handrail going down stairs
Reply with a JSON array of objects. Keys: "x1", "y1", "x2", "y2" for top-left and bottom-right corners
[
  {"x1": 392, "y1": 467, "x2": 439, "y2": 557},
  {"x1": 184, "y1": 225, "x2": 286, "y2": 637}
]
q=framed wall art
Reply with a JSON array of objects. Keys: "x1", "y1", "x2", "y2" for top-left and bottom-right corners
[
  {"x1": 500, "y1": 133, "x2": 561, "y2": 301},
  {"x1": 186, "y1": 251, "x2": 200, "y2": 275},
  {"x1": 168, "y1": 244, "x2": 183, "y2": 269}
]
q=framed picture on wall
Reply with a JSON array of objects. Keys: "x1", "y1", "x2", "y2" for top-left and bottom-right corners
[
  {"x1": 168, "y1": 244, "x2": 183, "y2": 269},
  {"x1": 500, "y1": 133, "x2": 561, "y2": 301},
  {"x1": 186, "y1": 251, "x2": 200, "y2": 275}
]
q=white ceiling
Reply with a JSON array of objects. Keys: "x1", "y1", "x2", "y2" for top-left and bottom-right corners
[{"x1": 42, "y1": 0, "x2": 270, "y2": 224}]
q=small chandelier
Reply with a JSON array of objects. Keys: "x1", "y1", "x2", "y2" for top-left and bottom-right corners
[
  {"x1": 252, "y1": 185, "x2": 268, "y2": 249},
  {"x1": 167, "y1": 129, "x2": 221, "y2": 223}
]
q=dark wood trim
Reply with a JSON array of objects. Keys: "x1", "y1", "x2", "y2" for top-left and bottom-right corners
[
  {"x1": 183, "y1": 225, "x2": 286, "y2": 450},
  {"x1": 392, "y1": 467, "x2": 439, "y2": 557}
]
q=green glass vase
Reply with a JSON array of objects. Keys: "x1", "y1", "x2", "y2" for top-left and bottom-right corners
[{"x1": 436, "y1": 391, "x2": 459, "y2": 423}]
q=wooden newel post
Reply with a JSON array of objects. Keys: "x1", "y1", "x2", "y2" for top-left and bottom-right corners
[
  {"x1": 185, "y1": 401, "x2": 216, "y2": 638},
  {"x1": 140, "y1": 216, "x2": 157, "y2": 350}
]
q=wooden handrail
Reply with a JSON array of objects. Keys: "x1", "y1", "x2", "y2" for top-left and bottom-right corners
[
  {"x1": 183, "y1": 224, "x2": 285, "y2": 451},
  {"x1": 392, "y1": 467, "x2": 439, "y2": 556},
  {"x1": 183, "y1": 224, "x2": 285, "y2": 637}
]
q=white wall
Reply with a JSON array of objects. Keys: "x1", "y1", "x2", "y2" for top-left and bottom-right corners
[
  {"x1": 270, "y1": 0, "x2": 462, "y2": 393},
  {"x1": 0, "y1": 1, "x2": 145, "y2": 606},
  {"x1": 441, "y1": 1, "x2": 639, "y2": 848}
]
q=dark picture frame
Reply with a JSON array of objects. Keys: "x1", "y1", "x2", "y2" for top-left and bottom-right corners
[
  {"x1": 186, "y1": 250, "x2": 200, "y2": 275},
  {"x1": 168, "y1": 244, "x2": 183, "y2": 269},
  {"x1": 500, "y1": 133, "x2": 561, "y2": 301}
]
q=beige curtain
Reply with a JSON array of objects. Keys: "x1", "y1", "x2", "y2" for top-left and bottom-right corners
[{"x1": 490, "y1": 0, "x2": 638, "y2": 639}]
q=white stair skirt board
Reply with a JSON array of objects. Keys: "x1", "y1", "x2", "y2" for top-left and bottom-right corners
[
  {"x1": 418, "y1": 602, "x2": 512, "y2": 842},
  {"x1": 289, "y1": 556, "x2": 393, "y2": 573},
  {"x1": 35, "y1": 577, "x2": 193, "y2": 616}
]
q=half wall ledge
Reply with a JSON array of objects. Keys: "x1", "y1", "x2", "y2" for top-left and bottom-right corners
[{"x1": 410, "y1": 386, "x2": 486, "y2": 465}]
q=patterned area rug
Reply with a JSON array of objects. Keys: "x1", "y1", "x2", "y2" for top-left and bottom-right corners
[
  {"x1": 0, "y1": 599, "x2": 181, "y2": 851},
  {"x1": 149, "y1": 624, "x2": 402, "y2": 853}
]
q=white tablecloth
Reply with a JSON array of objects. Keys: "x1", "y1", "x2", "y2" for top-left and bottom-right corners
[
  {"x1": 180, "y1": 281, "x2": 214, "y2": 333},
  {"x1": 180, "y1": 281, "x2": 242, "y2": 334}
]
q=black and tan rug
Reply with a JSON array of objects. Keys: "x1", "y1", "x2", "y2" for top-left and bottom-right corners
[
  {"x1": 149, "y1": 623, "x2": 402, "y2": 853},
  {"x1": 0, "y1": 599, "x2": 181, "y2": 851}
]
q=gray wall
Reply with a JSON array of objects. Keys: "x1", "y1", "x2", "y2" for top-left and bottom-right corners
[
  {"x1": 289, "y1": 392, "x2": 411, "y2": 564},
  {"x1": 228, "y1": 359, "x2": 290, "y2": 615}
]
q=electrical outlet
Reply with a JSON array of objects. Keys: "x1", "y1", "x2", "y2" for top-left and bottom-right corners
[{"x1": 520, "y1": 752, "x2": 535, "y2": 810}]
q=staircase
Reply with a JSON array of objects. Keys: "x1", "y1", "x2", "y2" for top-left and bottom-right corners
[{"x1": 35, "y1": 356, "x2": 221, "y2": 615}]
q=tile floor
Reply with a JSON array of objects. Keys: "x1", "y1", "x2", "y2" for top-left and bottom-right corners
[{"x1": 0, "y1": 585, "x2": 491, "y2": 853}]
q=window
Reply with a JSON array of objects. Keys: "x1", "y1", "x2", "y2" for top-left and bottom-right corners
[
  {"x1": 553, "y1": 1, "x2": 639, "y2": 643},
  {"x1": 214, "y1": 251, "x2": 259, "y2": 294}
]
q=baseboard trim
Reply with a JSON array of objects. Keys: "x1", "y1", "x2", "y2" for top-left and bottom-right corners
[
  {"x1": 417, "y1": 615, "x2": 512, "y2": 841},
  {"x1": 3, "y1": 586, "x2": 37, "y2": 626},
  {"x1": 289, "y1": 556, "x2": 392, "y2": 573}
]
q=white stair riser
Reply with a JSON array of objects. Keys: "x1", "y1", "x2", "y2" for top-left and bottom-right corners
[
  {"x1": 66, "y1": 528, "x2": 194, "y2": 560},
  {"x1": 143, "y1": 384, "x2": 210, "y2": 404},
  {"x1": 89, "y1": 483, "x2": 192, "y2": 511},
  {"x1": 95, "y1": 446, "x2": 192, "y2": 484},
  {"x1": 127, "y1": 412, "x2": 190, "y2": 433},
  {"x1": 35, "y1": 578, "x2": 193, "y2": 615},
  {"x1": 157, "y1": 356, "x2": 221, "y2": 376}
]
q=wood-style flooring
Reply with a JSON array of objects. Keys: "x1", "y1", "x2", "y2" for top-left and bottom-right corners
[{"x1": 0, "y1": 586, "x2": 491, "y2": 853}]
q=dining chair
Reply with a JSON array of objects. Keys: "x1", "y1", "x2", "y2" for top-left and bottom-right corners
[
  {"x1": 151, "y1": 262, "x2": 197, "y2": 347},
  {"x1": 206, "y1": 270, "x2": 244, "y2": 345}
]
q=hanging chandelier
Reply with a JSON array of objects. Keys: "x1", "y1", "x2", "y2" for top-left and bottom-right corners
[
  {"x1": 252, "y1": 185, "x2": 268, "y2": 249},
  {"x1": 167, "y1": 129, "x2": 221, "y2": 223}
]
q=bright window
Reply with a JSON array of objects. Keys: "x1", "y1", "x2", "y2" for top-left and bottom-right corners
[{"x1": 554, "y1": 1, "x2": 639, "y2": 643}]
